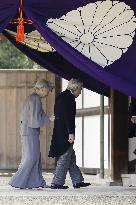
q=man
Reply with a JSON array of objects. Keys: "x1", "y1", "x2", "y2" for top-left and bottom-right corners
[
  {"x1": 49, "y1": 78, "x2": 91, "y2": 189},
  {"x1": 9, "y1": 79, "x2": 54, "y2": 189}
]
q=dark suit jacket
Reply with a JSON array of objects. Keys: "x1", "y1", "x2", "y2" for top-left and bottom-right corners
[
  {"x1": 49, "y1": 89, "x2": 76, "y2": 157},
  {"x1": 130, "y1": 98, "x2": 136, "y2": 116},
  {"x1": 128, "y1": 98, "x2": 136, "y2": 137}
]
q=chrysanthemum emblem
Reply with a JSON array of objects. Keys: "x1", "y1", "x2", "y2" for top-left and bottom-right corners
[
  {"x1": 23, "y1": 31, "x2": 55, "y2": 52},
  {"x1": 6, "y1": 30, "x2": 55, "y2": 52},
  {"x1": 47, "y1": 0, "x2": 136, "y2": 68}
]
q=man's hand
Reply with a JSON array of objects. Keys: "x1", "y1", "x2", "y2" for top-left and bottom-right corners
[
  {"x1": 68, "y1": 134, "x2": 75, "y2": 143},
  {"x1": 131, "y1": 116, "x2": 136, "y2": 124}
]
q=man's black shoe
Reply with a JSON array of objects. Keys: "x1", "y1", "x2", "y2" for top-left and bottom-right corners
[
  {"x1": 51, "y1": 184, "x2": 69, "y2": 189},
  {"x1": 73, "y1": 182, "x2": 91, "y2": 188}
]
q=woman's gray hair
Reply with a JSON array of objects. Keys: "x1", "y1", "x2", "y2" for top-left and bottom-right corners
[
  {"x1": 34, "y1": 79, "x2": 54, "y2": 91},
  {"x1": 67, "y1": 78, "x2": 83, "y2": 92}
]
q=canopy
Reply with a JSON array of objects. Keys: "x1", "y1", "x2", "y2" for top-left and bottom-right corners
[{"x1": 1, "y1": 0, "x2": 136, "y2": 97}]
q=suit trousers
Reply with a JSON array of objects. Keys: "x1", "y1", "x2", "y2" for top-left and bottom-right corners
[{"x1": 52, "y1": 145, "x2": 84, "y2": 185}]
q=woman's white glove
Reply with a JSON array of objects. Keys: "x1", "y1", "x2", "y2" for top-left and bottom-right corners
[{"x1": 49, "y1": 115, "x2": 55, "y2": 122}]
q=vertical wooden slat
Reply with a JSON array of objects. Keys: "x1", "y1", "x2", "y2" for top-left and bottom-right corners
[
  {"x1": 45, "y1": 72, "x2": 55, "y2": 170},
  {"x1": 16, "y1": 71, "x2": 27, "y2": 166},
  {"x1": 0, "y1": 85, "x2": 6, "y2": 169},
  {"x1": 6, "y1": 88, "x2": 17, "y2": 169},
  {"x1": 39, "y1": 71, "x2": 47, "y2": 169}
]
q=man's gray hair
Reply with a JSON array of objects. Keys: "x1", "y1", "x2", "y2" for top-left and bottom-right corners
[
  {"x1": 34, "y1": 79, "x2": 54, "y2": 91},
  {"x1": 67, "y1": 78, "x2": 83, "y2": 92}
]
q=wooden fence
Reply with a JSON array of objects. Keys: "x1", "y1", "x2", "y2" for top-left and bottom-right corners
[{"x1": 0, "y1": 69, "x2": 55, "y2": 170}]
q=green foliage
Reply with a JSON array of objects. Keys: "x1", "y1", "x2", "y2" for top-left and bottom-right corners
[{"x1": 0, "y1": 40, "x2": 35, "y2": 69}]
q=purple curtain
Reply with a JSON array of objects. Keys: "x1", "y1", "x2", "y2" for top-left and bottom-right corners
[
  {"x1": 0, "y1": 0, "x2": 19, "y2": 32},
  {"x1": 1, "y1": 0, "x2": 136, "y2": 98},
  {"x1": 3, "y1": 30, "x2": 109, "y2": 96}
]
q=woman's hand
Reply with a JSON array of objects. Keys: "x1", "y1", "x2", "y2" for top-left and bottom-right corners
[{"x1": 49, "y1": 115, "x2": 55, "y2": 122}]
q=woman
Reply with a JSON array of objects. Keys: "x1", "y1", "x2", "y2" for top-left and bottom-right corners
[{"x1": 9, "y1": 79, "x2": 54, "y2": 189}]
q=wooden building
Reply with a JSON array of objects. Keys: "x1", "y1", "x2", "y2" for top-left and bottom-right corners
[{"x1": 0, "y1": 69, "x2": 129, "y2": 182}]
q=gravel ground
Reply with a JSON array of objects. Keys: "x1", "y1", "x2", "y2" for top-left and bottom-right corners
[{"x1": 0, "y1": 173, "x2": 135, "y2": 205}]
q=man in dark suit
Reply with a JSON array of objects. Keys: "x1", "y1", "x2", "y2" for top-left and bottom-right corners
[{"x1": 49, "y1": 79, "x2": 91, "y2": 189}]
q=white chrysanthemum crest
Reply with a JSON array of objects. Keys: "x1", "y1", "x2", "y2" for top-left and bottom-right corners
[
  {"x1": 47, "y1": 0, "x2": 136, "y2": 68},
  {"x1": 6, "y1": 30, "x2": 55, "y2": 53}
]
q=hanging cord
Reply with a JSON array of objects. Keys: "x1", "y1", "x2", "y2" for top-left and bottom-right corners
[{"x1": 11, "y1": 0, "x2": 32, "y2": 42}]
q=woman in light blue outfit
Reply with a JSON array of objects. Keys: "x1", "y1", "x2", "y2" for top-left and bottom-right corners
[{"x1": 9, "y1": 79, "x2": 54, "y2": 189}]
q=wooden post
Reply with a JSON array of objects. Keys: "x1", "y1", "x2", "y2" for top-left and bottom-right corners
[
  {"x1": 54, "y1": 76, "x2": 61, "y2": 166},
  {"x1": 100, "y1": 95, "x2": 104, "y2": 179},
  {"x1": 110, "y1": 89, "x2": 128, "y2": 181}
]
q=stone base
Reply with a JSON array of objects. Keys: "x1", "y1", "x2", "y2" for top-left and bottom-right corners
[
  {"x1": 107, "y1": 181, "x2": 123, "y2": 186},
  {"x1": 121, "y1": 174, "x2": 136, "y2": 186}
]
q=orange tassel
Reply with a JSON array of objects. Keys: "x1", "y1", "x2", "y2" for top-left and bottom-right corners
[
  {"x1": 16, "y1": 22, "x2": 24, "y2": 42},
  {"x1": 11, "y1": 0, "x2": 32, "y2": 42}
]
